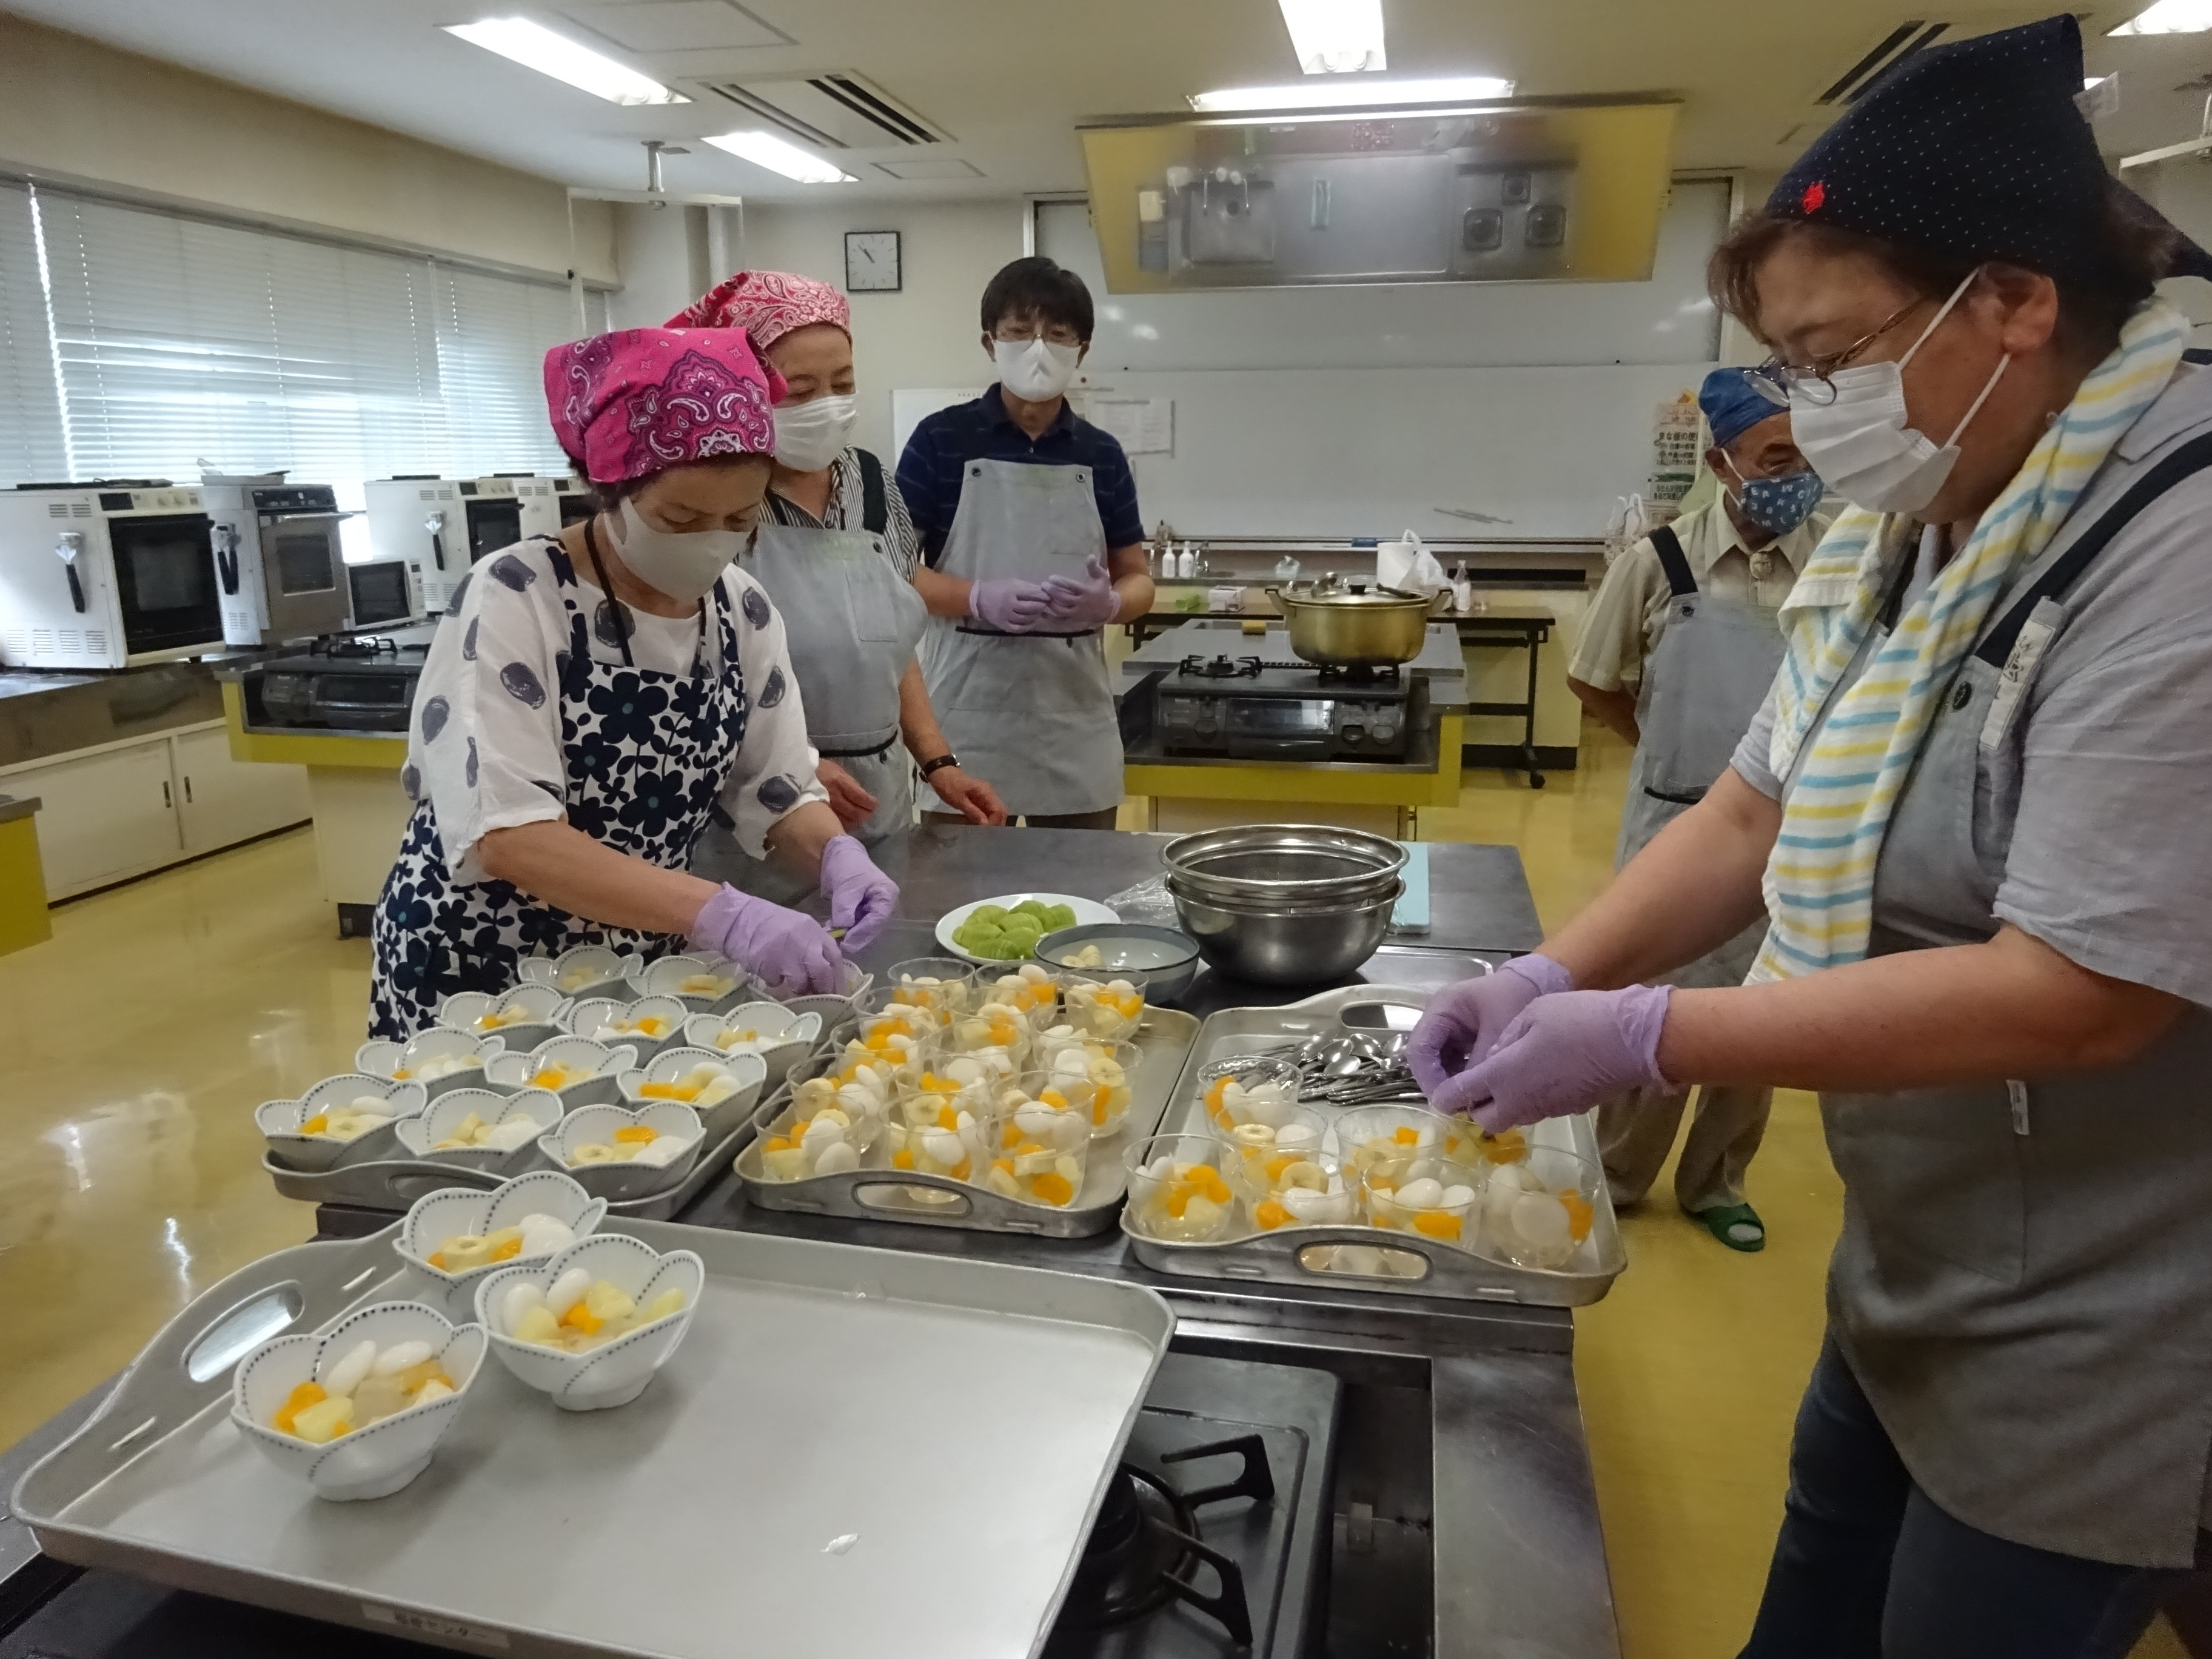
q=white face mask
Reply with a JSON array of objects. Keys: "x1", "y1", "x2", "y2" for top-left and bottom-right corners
[
  {"x1": 772, "y1": 392, "x2": 857, "y2": 473},
  {"x1": 1786, "y1": 267, "x2": 2010, "y2": 517},
  {"x1": 611, "y1": 497, "x2": 749, "y2": 604},
  {"x1": 993, "y1": 336, "x2": 1081, "y2": 402}
]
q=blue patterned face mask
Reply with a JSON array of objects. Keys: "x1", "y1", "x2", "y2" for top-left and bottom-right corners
[{"x1": 1723, "y1": 459, "x2": 1825, "y2": 538}]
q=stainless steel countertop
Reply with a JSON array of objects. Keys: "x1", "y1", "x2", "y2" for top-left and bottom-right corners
[{"x1": 0, "y1": 663, "x2": 230, "y2": 771}]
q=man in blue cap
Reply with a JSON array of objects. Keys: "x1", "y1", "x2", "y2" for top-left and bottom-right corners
[{"x1": 1566, "y1": 367, "x2": 1828, "y2": 1251}]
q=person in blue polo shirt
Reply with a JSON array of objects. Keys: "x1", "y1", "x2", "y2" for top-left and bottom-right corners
[{"x1": 897, "y1": 256, "x2": 1153, "y2": 830}]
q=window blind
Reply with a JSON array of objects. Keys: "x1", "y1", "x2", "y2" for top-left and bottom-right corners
[
  {"x1": 10, "y1": 187, "x2": 589, "y2": 495},
  {"x1": 0, "y1": 186, "x2": 67, "y2": 485}
]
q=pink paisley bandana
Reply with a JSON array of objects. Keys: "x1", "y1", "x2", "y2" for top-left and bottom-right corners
[
  {"x1": 668, "y1": 269, "x2": 850, "y2": 353},
  {"x1": 543, "y1": 327, "x2": 786, "y2": 485}
]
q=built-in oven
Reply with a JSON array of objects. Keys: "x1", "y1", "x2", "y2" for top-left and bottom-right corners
[
  {"x1": 554, "y1": 475, "x2": 595, "y2": 528},
  {"x1": 202, "y1": 481, "x2": 352, "y2": 648},
  {"x1": 461, "y1": 475, "x2": 565, "y2": 561},
  {"x1": 0, "y1": 482, "x2": 225, "y2": 668}
]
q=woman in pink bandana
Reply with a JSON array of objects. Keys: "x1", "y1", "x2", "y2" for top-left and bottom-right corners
[
  {"x1": 366, "y1": 324, "x2": 898, "y2": 1038},
  {"x1": 673, "y1": 273, "x2": 1005, "y2": 888}
]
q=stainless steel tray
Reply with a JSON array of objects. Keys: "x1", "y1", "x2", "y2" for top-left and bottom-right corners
[
  {"x1": 1124, "y1": 985, "x2": 1627, "y2": 1307},
  {"x1": 15, "y1": 1218, "x2": 1173, "y2": 1659},
  {"x1": 263, "y1": 1077, "x2": 795, "y2": 1222},
  {"x1": 739, "y1": 1009, "x2": 1201, "y2": 1239}
]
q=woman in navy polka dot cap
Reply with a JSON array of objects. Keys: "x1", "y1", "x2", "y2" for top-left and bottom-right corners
[
  {"x1": 1408, "y1": 15, "x2": 2212, "y2": 1655},
  {"x1": 367, "y1": 325, "x2": 897, "y2": 1038}
]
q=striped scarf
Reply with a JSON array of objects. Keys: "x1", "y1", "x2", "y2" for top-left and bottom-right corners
[{"x1": 1752, "y1": 297, "x2": 2189, "y2": 980}]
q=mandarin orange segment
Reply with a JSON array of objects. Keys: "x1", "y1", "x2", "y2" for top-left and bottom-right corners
[
  {"x1": 491, "y1": 1237, "x2": 523, "y2": 1261},
  {"x1": 273, "y1": 1380, "x2": 326, "y2": 1434},
  {"x1": 298, "y1": 1114, "x2": 329, "y2": 1135},
  {"x1": 639, "y1": 1082, "x2": 680, "y2": 1099},
  {"x1": 1412, "y1": 1211, "x2": 1463, "y2": 1241},
  {"x1": 562, "y1": 1303, "x2": 602, "y2": 1333},
  {"x1": 1393, "y1": 1125, "x2": 1419, "y2": 1145},
  {"x1": 950, "y1": 1158, "x2": 972, "y2": 1181},
  {"x1": 1255, "y1": 1200, "x2": 1290, "y2": 1230},
  {"x1": 614, "y1": 1125, "x2": 659, "y2": 1144},
  {"x1": 1560, "y1": 1192, "x2": 1594, "y2": 1242},
  {"x1": 765, "y1": 1136, "x2": 793, "y2": 1153},
  {"x1": 1031, "y1": 1171, "x2": 1075, "y2": 1206},
  {"x1": 892, "y1": 1148, "x2": 916, "y2": 1170}
]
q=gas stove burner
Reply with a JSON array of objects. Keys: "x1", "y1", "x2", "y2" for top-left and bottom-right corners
[
  {"x1": 1176, "y1": 654, "x2": 1264, "y2": 681},
  {"x1": 314, "y1": 635, "x2": 400, "y2": 659},
  {"x1": 1315, "y1": 661, "x2": 1402, "y2": 685},
  {"x1": 1057, "y1": 1433, "x2": 1275, "y2": 1644}
]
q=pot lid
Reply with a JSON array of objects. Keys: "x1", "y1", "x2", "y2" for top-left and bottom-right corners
[{"x1": 1280, "y1": 583, "x2": 1430, "y2": 608}]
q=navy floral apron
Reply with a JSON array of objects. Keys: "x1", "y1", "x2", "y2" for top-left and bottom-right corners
[{"x1": 367, "y1": 538, "x2": 748, "y2": 1039}]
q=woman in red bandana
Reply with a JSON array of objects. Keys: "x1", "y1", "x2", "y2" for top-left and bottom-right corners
[
  {"x1": 367, "y1": 324, "x2": 899, "y2": 1037},
  {"x1": 672, "y1": 272, "x2": 1005, "y2": 893}
]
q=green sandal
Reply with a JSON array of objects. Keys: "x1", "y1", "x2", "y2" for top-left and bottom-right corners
[{"x1": 1690, "y1": 1202, "x2": 1766, "y2": 1253}]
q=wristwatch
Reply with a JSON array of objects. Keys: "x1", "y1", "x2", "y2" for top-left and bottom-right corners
[{"x1": 918, "y1": 754, "x2": 960, "y2": 779}]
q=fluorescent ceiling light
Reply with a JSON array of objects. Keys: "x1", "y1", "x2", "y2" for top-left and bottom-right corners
[
  {"x1": 702, "y1": 130, "x2": 857, "y2": 184},
  {"x1": 443, "y1": 17, "x2": 688, "y2": 105},
  {"x1": 2109, "y1": 1, "x2": 2212, "y2": 35},
  {"x1": 1278, "y1": 0, "x2": 1386, "y2": 73},
  {"x1": 1190, "y1": 73, "x2": 1513, "y2": 113}
]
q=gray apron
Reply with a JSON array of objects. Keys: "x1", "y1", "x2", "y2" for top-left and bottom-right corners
[
  {"x1": 1618, "y1": 525, "x2": 1786, "y2": 988},
  {"x1": 917, "y1": 458, "x2": 1120, "y2": 817},
  {"x1": 1783, "y1": 432, "x2": 2212, "y2": 1567}
]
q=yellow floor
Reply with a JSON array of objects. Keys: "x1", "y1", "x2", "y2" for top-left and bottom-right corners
[{"x1": 0, "y1": 740, "x2": 2185, "y2": 1657}]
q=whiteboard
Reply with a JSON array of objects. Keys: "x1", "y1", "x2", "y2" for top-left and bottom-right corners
[
  {"x1": 1036, "y1": 178, "x2": 1729, "y2": 373},
  {"x1": 1081, "y1": 363, "x2": 1712, "y2": 539},
  {"x1": 891, "y1": 387, "x2": 985, "y2": 461}
]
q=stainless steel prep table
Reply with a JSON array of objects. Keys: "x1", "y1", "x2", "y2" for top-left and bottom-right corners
[{"x1": 0, "y1": 828, "x2": 1618, "y2": 1659}]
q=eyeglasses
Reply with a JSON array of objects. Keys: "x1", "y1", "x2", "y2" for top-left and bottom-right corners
[
  {"x1": 1749, "y1": 297, "x2": 1926, "y2": 407},
  {"x1": 993, "y1": 323, "x2": 1083, "y2": 349}
]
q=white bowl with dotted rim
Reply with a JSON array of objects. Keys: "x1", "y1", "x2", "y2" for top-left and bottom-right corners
[
  {"x1": 680, "y1": 1001, "x2": 822, "y2": 1086},
  {"x1": 565, "y1": 994, "x2": 691, "y2": 1062},
  {"x1": 230, "y1": 1301, "x2": 486, "y2": 1501},
  {"x1": 435, "y1": 984, "x2": 571, "y2": 1054},
  {"x1": 538, "y1": 1101, "x2": 706, "y2": 1201},
  {"x1": 613, "y1": 1045, "x2": 766, "y2": 1140},
  {"x1": 474, "y1": 1233, "x2": 704, "y2": 1412},
  {"x1": 392, "y1": 1169, "x2": 609, "y2": 1321},
  {"x1": 254, "y1": 1074, "x2": 427, "y2": 1173},
  {"x1": 626, "y1": 953, "x2": 752, "y2": 1014},
  {"x1": 515, "y1": 943, "x2": 641, "y2": 1004},
  {"x1": 393, "y1": 1085, "x2": 567, "y2": 1175},
  {"x1": 355, "y1": 1030, "x2": 508, "y2": 1101},
  {"x1": 481, "y1": 1036, "x2": 640, "y2": 1111}
]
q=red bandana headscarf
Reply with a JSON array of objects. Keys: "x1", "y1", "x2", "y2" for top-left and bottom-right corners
[
  {"x1": 668, "y1": 270, "x2": 851, "y2": 355},
  {"x1": 542, "y1": 327, "x2": 786, "y2": 486}
]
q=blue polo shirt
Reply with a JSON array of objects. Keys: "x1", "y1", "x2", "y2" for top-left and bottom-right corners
[{"x1": 896, "y1": 384, "x2": 1147, "y2": 568}]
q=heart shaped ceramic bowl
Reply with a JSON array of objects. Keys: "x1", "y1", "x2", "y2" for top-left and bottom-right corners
[
  {"x1": 392, "y1": 1169, "x2": 609, "y2": 1319},
  {"x1": 565, "y1": 995, "x2": 691, "y2": 1062},
  {"x1": 539, "y1": 1102, "x2": 706, "y2": 1201},
  {"x1": 627, "y1": 953, "x2": 751, "y2": 1013},
  {"x1": 475, "y1": 1233, "x2": 703, "y2": 1411},
  {"x1": 230, "y1": 1301, "x2": 486, "y2": 1500},
  {"x1": 355, "y1": 1030, "x2": 507, "y2": 1100},
  {"x1": 614, "y1": 1045, "x2": 766, "y2": 1139},
  {"x1": 515, "y1": 943, "x2": 640, "y2": 1003},
  {"x1": 481, "y1": 1037, "x2": 639, "y2": 1110},
  {"x1": 393, "y1": 1086, "x2": 566, "y2": 1174},
  {"x1": 680, "y1": 1002, "x2": 822, "y2": 1085},
  {"x1": 255, "y1": 1075, "x2": 427, "y2": 1173},
  {"x1": 435, "y1": 984, "x2": 571, "y2": 1054}
]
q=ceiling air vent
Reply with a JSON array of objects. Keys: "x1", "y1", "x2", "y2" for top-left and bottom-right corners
[
  {"x1": 698, "y1": 72, "x2": 950, "y2": 147},
  {"x1": 1817, "y1": 21, "x2": 1951, "y2": 104}
]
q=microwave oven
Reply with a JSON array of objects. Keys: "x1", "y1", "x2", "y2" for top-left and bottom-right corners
[
  {"x1": 344, "y1": 557, "x2": 424, "y2": 631},
  {"x1": 202, "y1": 480, "x2": 352, "y2": 648},
  {"x1": 461, "y1": 475, "x2": 566, "y2": 559},
  {"x1": 365, "y1": 475, "x2": 565, "y2": 615},
  {"x1": 0, "y1": 482, "x2": 226, "y2": 669}
]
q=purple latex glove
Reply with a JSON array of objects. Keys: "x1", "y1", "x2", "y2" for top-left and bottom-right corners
[
  {"x1": 1042, "y1": 558, "x2": 1120, "y2": 628},
  {"x1": 1443, "y1": 985, "x2": 1674, "y2": 1130},
  {"x1": 1407, "y1": 955, "x2": 1574, "y2": 1102},
  {"x1": 819, "y1": 834, "x2": 899, "y2": 953},
  {"x1": 968, "y1": 576, "x2": 1056, "y2": 634},
  {"x1": 687, "y1": 883, "x2": 845, "y2": 998}
]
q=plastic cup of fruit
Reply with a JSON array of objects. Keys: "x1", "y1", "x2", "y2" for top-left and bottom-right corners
[
  {"x1": 978, "y1": 963, "x2": 1062, "y2": 1032},
  {"x1": 933, "y1": 1001, "x2": 1036, "y2": 1070},
  {"x1": 1361, "y1": 1167, "x2": 1481, "y2": 1247},
  {"x1": 1123, "y1": 1134, "x2": 1241, "y2": 1243},
  {"x1": 880, "y1": 1101, "x2": 985, "y2": 1184},
  {"x1": 1196, "y1": 1058, "x2": 1305, "y2": 1138},
  {"x1": 970, "y1": 1073, "x2": 1090, "y2": 1208},
  {"x1": 756, "y1": 1081, "x2": 883, "y2": 1181},
  {"x1": 1473, "y1": 1142, "x2": 1602, "y2": 1272},
  {"x1": 885, "y1": 957, "x2": 980, "y2": 1019},
  {"x1": 1336, "y1": 1104, "x2": 1466, "y2": 1188},
  {"x1": 1061, "y1": 975, "x2": 1145, "y2": 1041},
  {"x1": 1439, "y1": 1122, "x2": 1532, "y2": 1175},
  {"x1": 1213, "y1": 1098, "x2": 1331, "y2": 1187},
  {"x1": 788, "y1": 1062, "x2": 900, "y2": 1152},
  {"x1": 1037, "y1": 1037, "x2": 1141, "y2": 1139},
  {"x1": 1230, "y1": 1145, "x2": 1357, "y2": 1233}
]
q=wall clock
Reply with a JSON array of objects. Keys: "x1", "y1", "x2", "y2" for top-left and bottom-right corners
[{"x1": 845, "y1": 230, "x2": 900, "y2": 293}]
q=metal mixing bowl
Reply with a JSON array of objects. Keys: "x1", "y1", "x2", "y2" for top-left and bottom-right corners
[
  {"x1": 1167, "y1": 880, "x2": 1403, "y2": 986},
  {"x1": 1163, "y1": 825, "x2": 1407, "y2": 908}
]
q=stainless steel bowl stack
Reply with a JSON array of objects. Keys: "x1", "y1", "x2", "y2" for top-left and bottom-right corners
[{"x1": 1162, "y1": 825, "x2": 1407, "y2": 985}]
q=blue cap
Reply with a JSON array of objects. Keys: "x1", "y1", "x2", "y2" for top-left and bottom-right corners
[{"x1": 1698, "y1": 367, "x2": 1777, "y2": 451}]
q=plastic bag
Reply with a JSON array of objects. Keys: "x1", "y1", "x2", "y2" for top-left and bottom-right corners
[{"x1": 1102, "y1": 873, "x2": 1179, "y2": 930}]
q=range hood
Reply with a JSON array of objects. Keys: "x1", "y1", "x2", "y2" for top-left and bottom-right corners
[{"x1": 1076, "y1": 96, "x2": 1680, "y2": 292}]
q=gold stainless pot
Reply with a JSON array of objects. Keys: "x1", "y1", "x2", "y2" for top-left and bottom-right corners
[{"x1": 1265, "y1": 582, "x2": 1449, "y2": 666}]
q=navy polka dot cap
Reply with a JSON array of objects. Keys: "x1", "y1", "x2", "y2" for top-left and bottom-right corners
[{"x1": 1771, "y1": 15, "x2": 2212, "y2": 284}]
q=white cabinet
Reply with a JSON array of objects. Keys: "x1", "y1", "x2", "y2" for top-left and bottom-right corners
[
  {"x1": 2, "y1": 722, "x2": 310, "y2": 899},
  {"x1": 12, "y1": 737, "x2": 181, "y2": 898},
  {"x1": 173, "y1": 725, "x2": 311, "y2": 856}
]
